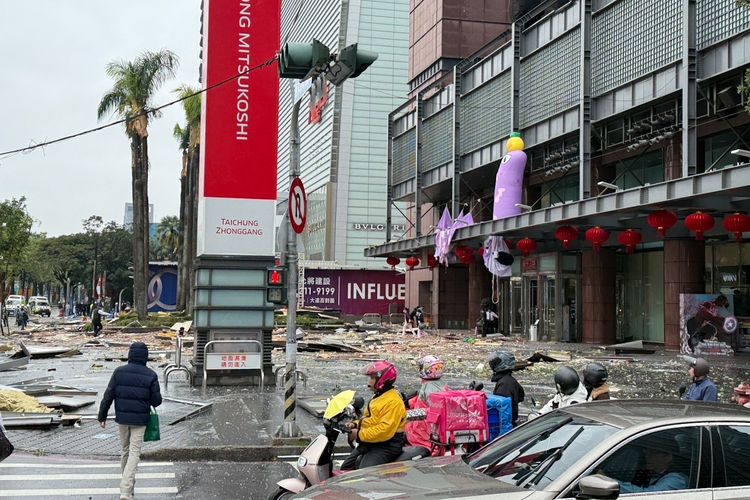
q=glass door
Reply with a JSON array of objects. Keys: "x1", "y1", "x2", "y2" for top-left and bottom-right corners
[
  {"x1": 561, "y1": 276, "x2": 579, "y2": 342},
  {"x1": 510, "y1": 278, "x2": 523, "y2": 335},
  {"x1": 540, "y1": 275, "x2": 557, "y2": 341},
  {"x1": 523, "y1": 276, "x2": 539, "y2": 337}
]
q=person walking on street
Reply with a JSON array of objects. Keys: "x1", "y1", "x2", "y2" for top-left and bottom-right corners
[
  {"x1": 482, "y1": 306, "x2": 499, "y2": 337},
  {"x1": 18, "y1": 307, "x2": 29, "y2": 331},
  {"x1": 97, "y1": 342, "x2": 162, "y2": 500},
  {"x1": 488, "y1": 351, "x2": 525, "y2": 426},
  {"x1": 680, "y1": 357, "x2": 718, "y2": 402},
  {"x1": 92, "y1": 306, "x2": 103, "y2": 337}
]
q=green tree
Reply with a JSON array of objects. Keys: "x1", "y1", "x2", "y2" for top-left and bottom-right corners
[
  {"x1": 0, "y1": 198, "x2": 34, "y2": 299},
  {"x1": 97, "y1": 50, "x2": 179, "y2": 320},
  {"x1": 40, "y1": 233, "x2": 92, "y2": 312},
  {"x1": 173, "y1": 85, "x2": 201, "y2": 313},
  {"x1": 155, "y1": 215, "x2": 180, "y2": 261}
]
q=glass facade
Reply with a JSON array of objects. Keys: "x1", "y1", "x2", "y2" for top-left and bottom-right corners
[{"x1": 618, "y1": 251, "x2": 665, "y2": 343}]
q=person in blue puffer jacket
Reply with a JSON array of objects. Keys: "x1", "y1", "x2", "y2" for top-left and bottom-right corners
[{"x1": 98, "y1": 342, "x2": 162, "y2": 500}]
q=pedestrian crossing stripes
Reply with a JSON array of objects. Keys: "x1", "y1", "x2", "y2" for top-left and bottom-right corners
[{"x1": 0, "y1": 458, "x2": 178, "y2": 498}]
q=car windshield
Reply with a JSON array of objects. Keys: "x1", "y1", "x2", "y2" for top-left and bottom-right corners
[{"x1": 468, "y1": 412, "x2": 618, "y2": 490}]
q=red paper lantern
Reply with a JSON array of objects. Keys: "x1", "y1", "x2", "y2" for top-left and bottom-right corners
[
  {"x1": 405, "y1": 256, "x2": 420, "y2": 269},
  {"x1": 618, "y1": 229, "x2": 642, "y2": 254},
  {"x1": 684, "y1": 211, "x2": 715, "y2": 241},
  {"x1": 517, "y1": 238, "x2": 537, "y2": 257},
  {"x1": 555, "y1": 226, "x2": 579, "y2": 250},
  {"x1": 386, "y1": 256, "x2": 400, "y2": 268},
  {"x1": 723, "y1": 213, "x2": 750, "y2": 242},
  {"x1": 585, "y1": 226, "x2": 610, "y2": 252},
  {"x1": 478, "y1": 247, "x2": 485, "y2": 257},
  {"x1": 454, "y1": 246, "x2": 472, "y2": 260},
  {"x1": 647, "y1": 209, "x2": 678, "y2": 238},
  {"x1": 505, "y1": 239, "x2": 514, "y2": 249},
  {"x1": 427, "y1": 254, "x2": 438, "y2": 269}
]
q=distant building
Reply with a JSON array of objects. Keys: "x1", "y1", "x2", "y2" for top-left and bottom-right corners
[{"x1": 123, "y1": 203, "x2": 155, "y2": 229}]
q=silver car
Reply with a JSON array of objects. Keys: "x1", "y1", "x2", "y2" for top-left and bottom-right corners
[{"x1": 296, "y1": 400, "x2": 750, "y2": 499}]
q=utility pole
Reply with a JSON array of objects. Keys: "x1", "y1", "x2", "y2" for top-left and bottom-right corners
[
  {"x1": 279, "y1": 80, "x2": 304, "y2": 438},
  {"x1": 275, "y1": 39, "x2": 378, "y2": 438}
]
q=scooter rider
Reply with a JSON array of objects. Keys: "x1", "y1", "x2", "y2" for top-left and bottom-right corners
[
  {"x1": 680, "y1": 357, "x2": 718, "y2": 402},
  {"x1": 583, "y1": 362, "x2": 610, "y2": 401},
  {"x1": 341, "y1": 361, "x2": 407, "y2": 470},
  {"x1": 538, "y1": 366, "x2": 588, "y2": 415},
  {"x1": 405, "y1": 355, "x2": 447, "y2": 456},
  {"x1": 489, "y1": 351, "x2": 525, "y2": 426}
]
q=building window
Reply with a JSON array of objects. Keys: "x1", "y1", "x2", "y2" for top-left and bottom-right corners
[
  {"x1": 615, "y1": 150, "x2": 664, "y2": 189},
  {"x1": 703, "y1": 130, "x2": 740, "y2": 172},
  {"x1": 540, "y1": 174, "x2": 579, "y2": 208}
]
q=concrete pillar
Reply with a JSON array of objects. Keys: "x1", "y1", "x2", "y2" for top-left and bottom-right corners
[
  {"x1": 582, "y1": 249, "x2": 616, "y2": 344},
  {"x1": 664, "y1": 239, "x2": 705, "y2": 351},
  {"x1": 664, "y1": 137, "x2": 682, "y2": 181}
]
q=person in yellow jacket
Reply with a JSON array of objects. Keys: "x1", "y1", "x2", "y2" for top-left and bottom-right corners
[{"x1": 341, "y1": 360, "x2": 407, "y2": 470}]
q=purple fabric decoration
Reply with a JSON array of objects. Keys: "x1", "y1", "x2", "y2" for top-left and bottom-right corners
[{"x1": 483, "y1": 236, "x2": 512, "y2": 277}]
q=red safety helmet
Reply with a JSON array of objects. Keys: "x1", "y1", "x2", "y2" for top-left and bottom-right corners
[{"x1": 364, "y1": 360, "x2": 398, "y2": 392}]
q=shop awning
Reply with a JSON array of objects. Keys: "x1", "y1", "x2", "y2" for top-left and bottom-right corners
[{"x1": 365, "y1": 162, "x2": 750, "y2": 257}]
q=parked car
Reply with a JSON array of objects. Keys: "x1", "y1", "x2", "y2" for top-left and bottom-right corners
[
  {"x1": 296, "y1": 400, "x2": 750, "y2": 499},
  {"x1": 4, "y1": 295, "x2": 24, "y2": 317},
  {"x1": 28, "y1": 297, "x2": 51, "y2": 317}
]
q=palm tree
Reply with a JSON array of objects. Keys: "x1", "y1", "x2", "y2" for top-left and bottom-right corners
[
  {"x1": 173, "y1": 85, "x2": 201, "y2": 313},
  {"x1": 97, "y1": 50, "x2": 179, "y2": 320},
  {"x1": 156, "y1": 216, "x2": 181, "y2": 261}
]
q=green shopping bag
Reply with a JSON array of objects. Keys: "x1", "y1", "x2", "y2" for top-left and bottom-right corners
[{"x1": 144, "y1": 407, "x2": 160, "y2": 442}]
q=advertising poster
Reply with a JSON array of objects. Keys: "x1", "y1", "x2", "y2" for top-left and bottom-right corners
[
  {"x1": 680, "y1": 293, "x2": 737, "y2": 356},
  {"x1": 197, "y1": 0, "x2": 281, "y2": 256},
  {"x1": 302, "y1": 269, "x2": 406, "y2": 317}
]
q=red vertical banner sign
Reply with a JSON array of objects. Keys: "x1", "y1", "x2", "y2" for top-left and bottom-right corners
[{"x1": 197, "y1": 0, "x2": 281, "y2": 256}]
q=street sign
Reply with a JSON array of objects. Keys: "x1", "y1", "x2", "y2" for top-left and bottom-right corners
[{"x1": 289, "y1": 177, "x2": 307, "y2": 235}]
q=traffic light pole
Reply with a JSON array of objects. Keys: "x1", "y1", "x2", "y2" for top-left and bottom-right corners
[{"x1": 278, "y1": 81, "x2": 303, "y2": 438}]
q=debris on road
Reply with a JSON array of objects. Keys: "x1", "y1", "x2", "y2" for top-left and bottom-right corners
[{"x1": 0, "y1": 390, "x2": 53, "y2": 413}]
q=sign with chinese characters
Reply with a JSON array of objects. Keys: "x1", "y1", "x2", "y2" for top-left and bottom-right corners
[
  {"x1": 302, "y1": 269, "x2": 406, "y2": 316},
  {"x1": 205, "y1": 352, "x2": 262, "y2": 370}
]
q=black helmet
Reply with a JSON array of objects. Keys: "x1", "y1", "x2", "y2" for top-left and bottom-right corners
[
  {"x1": 583, "y1": 363, "x2": 608, "y2": 389},
  {"x1": 554, "y1": 366, "x2": 580, "y2": 396},
  {"x1": 489, "y1": 351, "x2": 515, "y2": 373},
  {"x1": 690, "y1": 357, "x2": 710, "y2": 378}
]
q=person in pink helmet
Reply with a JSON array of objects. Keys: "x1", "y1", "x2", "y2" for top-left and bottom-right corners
[
  {"x1": 341, "y1": 360, "x2": 407, "y2": 470},
  {"x1": 405, "y1": 355, "x2": 447, "y2": 456}
]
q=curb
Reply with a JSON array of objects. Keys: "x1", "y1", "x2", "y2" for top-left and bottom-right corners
[{"x1": 141, "y1": 444, "x2": 352, "y2": 463}]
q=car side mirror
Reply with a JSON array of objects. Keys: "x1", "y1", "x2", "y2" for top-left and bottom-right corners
[{"x1": 576, "y1": 475, "x2": 619, "y2": 499}]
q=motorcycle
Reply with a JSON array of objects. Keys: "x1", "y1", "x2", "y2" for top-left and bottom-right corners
[{"x1": 272, "y1": 391, "x2": 428, "y2": 499}]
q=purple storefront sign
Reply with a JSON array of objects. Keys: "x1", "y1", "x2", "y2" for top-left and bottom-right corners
[{"x1": 302, "y1": 269, "x2": 405, "y2": 317}]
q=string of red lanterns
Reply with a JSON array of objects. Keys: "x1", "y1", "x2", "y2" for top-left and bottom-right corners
[
  {"x1": 405, "y1": 256, "x2": 420, "y2": 269},
  {"x1": 424, "y1": 210, "x2": 749, "y2": 263},
  {"x1": 386, "y1": 256, "x2": 400, "y2": 269}
]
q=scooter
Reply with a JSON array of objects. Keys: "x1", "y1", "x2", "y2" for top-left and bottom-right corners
[{"x1": 272, "y1": 392, "x2": 432, "y2": 499}]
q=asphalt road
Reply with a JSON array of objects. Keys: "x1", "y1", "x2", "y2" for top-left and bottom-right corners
[{"x1": 1, "y1": 453, "x2": 296, "y2": 499}]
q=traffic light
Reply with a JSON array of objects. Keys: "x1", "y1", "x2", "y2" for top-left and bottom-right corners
[
  {"x1": 266, "y1": 267, "x2": 287, "y2": 304},
  {"x1": 278, "y1": 39, "x2": 331, "y2": 79},
  {"x1": 325, "y1": 43, "x2": 378, "y2": 85}
]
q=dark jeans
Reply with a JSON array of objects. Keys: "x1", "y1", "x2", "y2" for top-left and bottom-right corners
[
  {"x1": 341, "y1": 433, "x2": 406, "y2": 471},
  {"x1": 93, "y1": 321, "x2": 102, "y2": 335}
]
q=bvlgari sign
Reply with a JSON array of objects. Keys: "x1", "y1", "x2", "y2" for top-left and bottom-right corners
[{"x1": 352, "y1": 223, "x2": 406, "y2": 232}]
